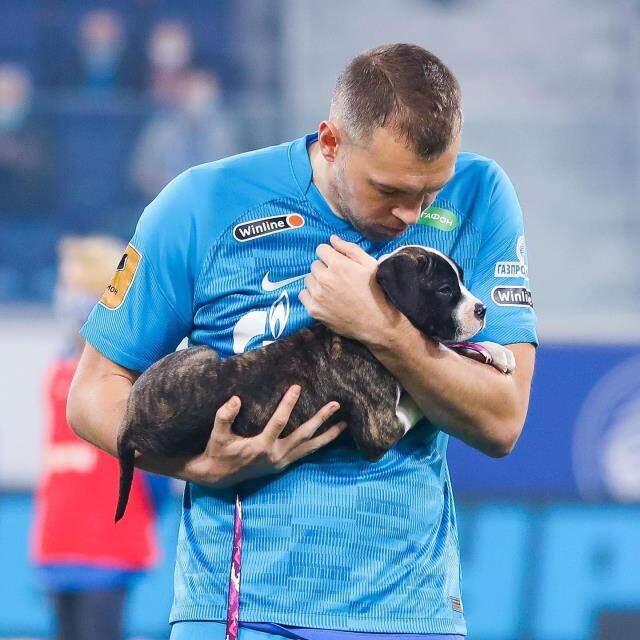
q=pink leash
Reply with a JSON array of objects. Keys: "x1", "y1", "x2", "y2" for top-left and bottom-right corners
[
  {"x1": 447, "y1": 340, "x2": 493, "y2": 364},
  {"x1": 225, "y1": 493, "x2": 243, "y2": 640},
  {"x1": 223, "y1": 341, "x2": 490, "y2": 639}
]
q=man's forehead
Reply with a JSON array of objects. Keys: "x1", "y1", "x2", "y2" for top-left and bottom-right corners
[{"x1": 356, "y1": 127, "x2": 458, "y2": 190}]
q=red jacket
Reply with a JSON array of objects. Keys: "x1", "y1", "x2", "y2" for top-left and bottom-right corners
[{"x1": 31, "y1": 357, "x2": 159, "y2": 569}]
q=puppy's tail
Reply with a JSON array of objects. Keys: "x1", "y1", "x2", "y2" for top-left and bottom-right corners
[{"x1": 115, "y1": 437, "x2": 136, "y2": 522}]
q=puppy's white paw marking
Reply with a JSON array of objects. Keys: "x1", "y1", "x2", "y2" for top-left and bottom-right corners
[
  {"x1": 477, "y1": 342, "x2": 516, "y2": 374},
  {"x1": 396, "y1": 389, "x2": 423, "y2": 433}
]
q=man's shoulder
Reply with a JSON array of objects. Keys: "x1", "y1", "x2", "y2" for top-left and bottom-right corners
[
  {"x1": 185, "y1": 138, "x2": 301, "y2": 203},
  {"x1": 139, "y1": 137, "x2": 308, "y2": 261},
  {"x1": 442, "y1": 152, "x2": 514, "y2": 210},
  {"x1": 452, "y1": 151, "x2": 505, "y2": 186},
  {"x1": 432, "y1": 151, "x2": 519, "y2": 237}
]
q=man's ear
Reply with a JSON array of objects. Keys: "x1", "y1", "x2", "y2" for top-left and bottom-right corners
[
  {"x1": 317, "y1": 121, "x2": 342, "y2": 163},
  {"x1": 375, "y1": 254, "x2": 421, "y2": 322}
]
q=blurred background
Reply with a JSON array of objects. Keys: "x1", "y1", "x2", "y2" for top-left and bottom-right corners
[{"x1": 1, "y1": 0, "x2": 639, "y2": 639}]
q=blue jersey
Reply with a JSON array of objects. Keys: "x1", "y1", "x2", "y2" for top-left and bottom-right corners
[{"x1": 81, "y1": 133, "x2": 537, "y2": 636}]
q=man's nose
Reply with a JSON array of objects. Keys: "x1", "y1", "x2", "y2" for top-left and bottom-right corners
[{"x1": 392, "y1": 203, "x2": 423, "y2": 225}]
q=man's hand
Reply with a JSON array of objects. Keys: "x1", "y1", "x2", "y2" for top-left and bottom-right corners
[
  {"x1": 182, "y1": 385, "x2": 347, "y2": 488},
  {"x1": 299, "y1": 235, "x2": 403, "y2": 344}
]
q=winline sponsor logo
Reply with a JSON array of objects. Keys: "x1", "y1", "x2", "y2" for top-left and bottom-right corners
[
  {"x1": 233, "y1": 213, "x2": 305, "y2": 242},
  {"x1": 491, "y1": 286, "x2": 533, "y2": 308}
]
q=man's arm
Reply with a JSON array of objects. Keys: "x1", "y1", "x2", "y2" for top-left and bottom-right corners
[
  {"x1": 366, "y1": 318, "x2": 535, "y2": 456},
  {"x1": 67, "y1": 343, "x2": 347, "y2": 487},
  {"x1": 67, "y1": 343, "x2": 138, "y2": 456}
]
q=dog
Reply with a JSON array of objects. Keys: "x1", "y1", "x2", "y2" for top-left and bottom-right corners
[{"x1": 115, "y1": 246, "x2": 514, "y2": 521}]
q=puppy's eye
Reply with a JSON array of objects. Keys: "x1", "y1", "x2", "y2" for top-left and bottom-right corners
[{"x1": 437, "y1": 285, "x2": 453, "y2": 296}]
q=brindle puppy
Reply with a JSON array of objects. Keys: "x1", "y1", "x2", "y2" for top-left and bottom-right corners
[{"x1": 115, "y1": 246, "x2": 489, "y2": 521}]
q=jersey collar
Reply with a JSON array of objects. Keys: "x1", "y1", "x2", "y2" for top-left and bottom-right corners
[{"x1": 289, "y1": 132, "x2": 356, "y2": 235}]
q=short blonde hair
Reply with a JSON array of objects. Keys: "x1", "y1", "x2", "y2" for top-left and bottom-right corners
[{"x1": 57, "y1": 235, "x2": 125, "y2": 296}]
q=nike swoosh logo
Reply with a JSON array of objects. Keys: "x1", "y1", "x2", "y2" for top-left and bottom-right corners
[{"x1": 261, "y1": 272, "x2": 307, "y2": 292}]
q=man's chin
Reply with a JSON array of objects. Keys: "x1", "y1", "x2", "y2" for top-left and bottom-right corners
[
  {"x1": 362, "y1": 224, "x2": 408, "y2": 242},
  {"x1": 340, "y1": 208, "x2": 407, "y2": 241}
]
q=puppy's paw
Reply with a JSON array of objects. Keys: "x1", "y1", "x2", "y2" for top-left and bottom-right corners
[{"x1": 477, "y1": 342, "x2": 516, "y2": 374}]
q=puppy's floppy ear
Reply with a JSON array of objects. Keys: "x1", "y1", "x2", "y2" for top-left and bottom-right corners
[{"x1": 376, "y1": 253, "x2": 423, "y2": 323}]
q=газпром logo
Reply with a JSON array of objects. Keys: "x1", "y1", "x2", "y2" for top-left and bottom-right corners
[
  {"x1": 494, "y1": 235, "x2": 529, "y2": 278},
  {"x1": 233, "y1": 213, "x2": 305, "y2": 242}
]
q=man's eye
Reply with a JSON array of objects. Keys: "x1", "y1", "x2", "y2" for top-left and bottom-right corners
[
  {"x1": 378, "y1": 187, "x2": 397, "y2": 196},
  {"x1": 437, "y1": 286, "x2": 453, "y2": 296}
]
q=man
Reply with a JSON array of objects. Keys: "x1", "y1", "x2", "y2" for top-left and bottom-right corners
[{"x1": 68, "y1": 44, "x2": 537, "y2": 639}]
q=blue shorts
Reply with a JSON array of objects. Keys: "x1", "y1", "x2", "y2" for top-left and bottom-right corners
[
  {"x1": 170, "y1": 621, "x2": 465, "y2": 640},
  {"x1": 171, "y1": 623, "x2": 294, "y2": 640}
]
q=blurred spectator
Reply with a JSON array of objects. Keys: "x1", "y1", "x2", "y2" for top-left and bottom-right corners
[
  {"x1": 0, "y1": 64, "x2": 54, "y2": 212},
  {"x1": 30, "y1": 236, "x2": 167, "y2": 640},
  {"x1": 76, "y1": 9, "x2": 143, "y2": 93},
  {"x1": 131, "y1": 69, "x2": 238, "y2": 198},
  {"x1": 44, "y1": 9, "x2": 144, "y2": 93},
  {"x1": 147, "y1": 19, "x2": 194, "y2": 105}
]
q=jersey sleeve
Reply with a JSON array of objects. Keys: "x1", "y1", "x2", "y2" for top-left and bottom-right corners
[
  {"x1": 468, "y1": 163, "x2": 538, "y2": 346},
  {"x1": 80, "y1": 170, "x2": 197, "y2": 371}
]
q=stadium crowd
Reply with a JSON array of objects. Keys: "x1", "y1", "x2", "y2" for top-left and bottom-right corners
[{"x1": 0, "y1": 3, "x2": 245, "y2": 304}]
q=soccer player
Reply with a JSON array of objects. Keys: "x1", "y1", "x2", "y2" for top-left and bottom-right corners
[{"x1": 68, "y1": 44, "x2": 537, "y2": 639}]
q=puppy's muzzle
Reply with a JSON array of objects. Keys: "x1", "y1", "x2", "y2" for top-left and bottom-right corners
[{"x1": 474, "y1": 303, "x2": 487, "y2": 321}]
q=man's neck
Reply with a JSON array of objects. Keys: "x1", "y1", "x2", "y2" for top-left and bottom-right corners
[{"x1": 308, "y1": 140, "x2": 346, "y2": 221}]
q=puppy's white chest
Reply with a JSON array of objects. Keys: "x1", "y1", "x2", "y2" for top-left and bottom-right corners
[{"x1": 395, "y1": 386, "x2": 423, "y2": 433}]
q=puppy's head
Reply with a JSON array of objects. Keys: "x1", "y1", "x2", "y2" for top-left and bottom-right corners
[{"x1": 376, "y1": 245, "x2": 486, "y2": 342}]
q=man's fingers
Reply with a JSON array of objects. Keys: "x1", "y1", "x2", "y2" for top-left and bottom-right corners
[
  {"x1": 310, "y1": 259, "x2": 328, "y2": 280},
  {"x1": 329, "y1": 234, "x2": 376, "y2": 267},
  {"x1": 304, "y1": 272, "x2": 322, "y2": 297},
  {"x1": 315, "y1": 243, "x2": 342, "y2": 268},
  {"x1": 289, "y1": 421, "x2": 348, "y2": 461},
  {"x1": 281, "y1": 401, "x2": 342, "y2": 448},
  {"x1": 316, "y1": 236, "x2": 377, "y2": 268},
  {"x1": 261, "y1": 385, "x2": 302, "y2": 442},
  {"x1": 206, "y1": 396, "x2": 241, "y2": 452}
]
